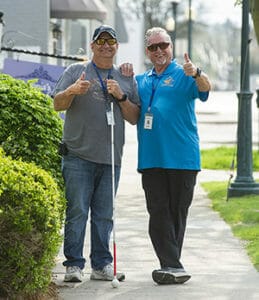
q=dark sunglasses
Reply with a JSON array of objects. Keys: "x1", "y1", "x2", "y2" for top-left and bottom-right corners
[
  {"x1": 147, "y1": 42, "x2": 170, "y2": 52},
  {"x1": 95, "y1": 38, "x2": 117, "y2": 46}
]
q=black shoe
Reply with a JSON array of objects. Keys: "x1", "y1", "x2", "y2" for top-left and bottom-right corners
[{"x1": 152, "y1": 267, "x2": 191, "y2": 284}]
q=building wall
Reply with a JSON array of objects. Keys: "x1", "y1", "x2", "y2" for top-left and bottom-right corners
[
  {"x1": 103, "y1": 0, "x2": 116, "y2": 27},
  {"x1": 1, "y1": 0, "x2": 49, "y2": 63},
  {"x1": 0, "y1": 0, "x2": 125, "y2": 68},
  {"x1": 0, "y1": 0, "x2": 104, "y2": 65}
]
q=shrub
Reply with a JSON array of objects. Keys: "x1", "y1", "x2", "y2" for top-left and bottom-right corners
[
  {"x1": 0, "y1": 148, "x2": 65, "y2": 298},
  {"x1": 0, "y1": 73, "x2": 63, "y2": 187}
]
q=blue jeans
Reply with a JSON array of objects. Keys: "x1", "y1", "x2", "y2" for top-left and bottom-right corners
[{"x1": 62, "y1": 152, "x2": 121, "y2": 270}]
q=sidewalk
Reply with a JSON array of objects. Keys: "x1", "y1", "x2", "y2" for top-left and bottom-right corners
[
  {"x1": 52, "y1": 131, "x2": 259, "y2": 299},
  {"x1": 53, "y1": 169, "x2": 259, "y2": 300}
]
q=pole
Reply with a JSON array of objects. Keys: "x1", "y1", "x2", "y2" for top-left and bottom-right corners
[
  {"x1": 0, "y1": 12, "x2": 4, "y2": 51},
  {"x1": 228, "y1": 0, "x2": 259, "y2": 197},
  {"x1": 187, "y1": 0, "x2": 192, "y2": 58},
  {"x1": 172, "y1": 1, "x2": 178, "y2": 58},
  {"x1": 256, "y1": 89, "x2": 259, "y2": 151}
]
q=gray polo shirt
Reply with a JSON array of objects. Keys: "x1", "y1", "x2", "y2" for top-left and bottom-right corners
[{"x1": 53, "y1": 61, "x2": 139, "y2": 166}]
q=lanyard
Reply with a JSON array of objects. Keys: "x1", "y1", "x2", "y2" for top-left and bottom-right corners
[
  {"x1": 92, "y1": 61, "x2": 112, "y2": 101},
  {"x1": 148, "y1": 74, "x2": 161, "y2": 112}
]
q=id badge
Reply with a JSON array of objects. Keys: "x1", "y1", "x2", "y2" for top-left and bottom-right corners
[
  {"x1": 106, "y1": 110, "x2": 115, "y2": 125},
  {"x1": 144, "y1": 113, "x2": 153, "y2": 130}
]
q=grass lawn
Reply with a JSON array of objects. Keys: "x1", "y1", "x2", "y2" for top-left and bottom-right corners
[
  {"x1": 201, "y1": 146, "x2": 259, "y2": 171},
  {"x1": 200, "y1": 147, "x2": 259, "y2": 271}
]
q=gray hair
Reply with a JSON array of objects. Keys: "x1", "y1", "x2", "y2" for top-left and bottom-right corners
[{"x1": 145, "y1": 27, "x2": 172, "y2": 47}]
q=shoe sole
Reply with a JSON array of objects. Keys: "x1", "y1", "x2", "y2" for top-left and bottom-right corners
[
  {"x1": 152, "y1": 271, "x2": 191, "y2": 284},
  {"x1": 90, "y1": 273, "x2": 125, "y2": 282},
  {"x1": 64, "y1": 275, "x2": 82, "y2": 283}
]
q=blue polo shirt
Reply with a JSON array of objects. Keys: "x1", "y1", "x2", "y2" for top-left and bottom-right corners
[{"x1": 136, "y1": 60, "x2": 209, "y2": 171}]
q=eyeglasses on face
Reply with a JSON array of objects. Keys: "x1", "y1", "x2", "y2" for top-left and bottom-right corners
[
  {"x1": 147, "y1": 42, "x2": 170, "y2": 52},
  {"x1": 95, "y1": 38, "x2": 117, "y2": 46}
]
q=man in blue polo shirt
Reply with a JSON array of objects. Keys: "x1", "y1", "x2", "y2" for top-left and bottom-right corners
[{"x1": 135, "y1": 27, "x2": 211, "y2": 285}]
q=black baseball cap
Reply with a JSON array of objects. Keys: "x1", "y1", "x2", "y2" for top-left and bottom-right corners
[{"x1": 92, "y1": 25, "x2": 117, "y2": 41}]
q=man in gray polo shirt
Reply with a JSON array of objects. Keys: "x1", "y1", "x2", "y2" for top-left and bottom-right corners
[{"x1": 53, "y1": 25, "x2": 140, "y2": 283}]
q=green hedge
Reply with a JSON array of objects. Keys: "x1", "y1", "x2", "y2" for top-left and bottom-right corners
[
  {"x1": 0, "y1": 148, "x2": 65, "y2": 298},
  {"x1": 0, "y1": 73, "x2": 63, "y2": 188}
]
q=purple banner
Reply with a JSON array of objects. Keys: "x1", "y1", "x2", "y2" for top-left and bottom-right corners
[{"x1": 3, "y1": 58, "x2": 65, "y2": 95}]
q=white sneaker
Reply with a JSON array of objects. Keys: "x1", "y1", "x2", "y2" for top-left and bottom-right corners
[
  {"x1": 90, "y1": 264, "x2": 125, "y2": 281},
  {"x1": 64, "y1": 266, "x2": 83, "y2": 282}
]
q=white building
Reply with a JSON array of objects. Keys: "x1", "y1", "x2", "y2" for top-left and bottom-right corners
[{"x1": 0, "y1": 0, "x2": 128, "y2": 68}]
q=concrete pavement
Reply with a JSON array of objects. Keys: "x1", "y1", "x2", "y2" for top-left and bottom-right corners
[
  {"x1": 53, "y1": 91, "x2": 259, "y2": 299},
  {"x1": 53, "y1": 167, "x2": 259, "y2": 300}
]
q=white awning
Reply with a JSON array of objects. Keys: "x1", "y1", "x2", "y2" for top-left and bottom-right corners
[{"x1": 50, "y1": 0, "x2": 107, "y2": 21}]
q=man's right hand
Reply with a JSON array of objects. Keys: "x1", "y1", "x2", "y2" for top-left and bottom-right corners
[
  {"x1": 70, "y1": 72, "x2": 91, "y2": 95},
  {"x1": 54, "y1": 72, "x2": 91, "y2": 111}
]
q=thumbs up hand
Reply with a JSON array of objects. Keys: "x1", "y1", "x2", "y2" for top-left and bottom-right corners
[
  {"x1": 183, "y1": 53, "x2": 198, "y2": 77},
  {"x1": 73, "y1": 71, "x2": 91, "y2": 94}
]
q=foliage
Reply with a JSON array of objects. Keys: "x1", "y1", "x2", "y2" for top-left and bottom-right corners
[
  {"x1": 197, "y1": 21, "x2": 240, "y2": 90},
  {"x1": 0, "y1": 73, "x2": 63, "y2": 188},
  {"x1": 201, "y1": 146, "x2": 259, "y2": 171},
  {"x1": 0, "y1": 148, "x2": 65, "y2": 298},
  {"x1": 202, "y1": 181, "x2": 259, "y2": 270},
  {"x1": 119, "y1": 0, "x2": 259, "y2": 90},
  {"x1": 118, "y1": 0, "x2": 170, "y2": 30}
]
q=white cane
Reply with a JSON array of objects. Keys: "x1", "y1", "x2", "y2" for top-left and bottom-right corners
[{"x1": 110, "y1": 102, "x2": 119, "y2": 288}]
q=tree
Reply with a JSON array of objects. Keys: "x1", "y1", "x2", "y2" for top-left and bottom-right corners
[
  {"x1": 118, "y1": 0, "x2": 259, "y2": 90},
  {"x1": 118, "y1": 0, "x2": 171, "y2": 31},
  {"x1": 250, "y1": 0, "x2": 259, "y2": 44},
  {"x1": 235, "y1": 0, "x2": 259, "y2": 44}
]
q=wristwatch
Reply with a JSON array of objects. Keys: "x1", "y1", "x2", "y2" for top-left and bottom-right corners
[
  {"x1": 117, "y1": 93, "x2": 127, "y2": 102},
  {"x1": 192, "y1": 67, "x2": 201, "y2": 78}
]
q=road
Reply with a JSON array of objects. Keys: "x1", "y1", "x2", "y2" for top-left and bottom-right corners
[{"x1": 196, "y1": 91, "x2": 259, "y2": 150}]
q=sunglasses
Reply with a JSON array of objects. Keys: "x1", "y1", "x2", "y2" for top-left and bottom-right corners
[
  {"x1": 147, "y1": 42, "x2": 170, "y2": 52},
  {"x1": 95, "y1": 38, "x2": 117, "y2": 46}
]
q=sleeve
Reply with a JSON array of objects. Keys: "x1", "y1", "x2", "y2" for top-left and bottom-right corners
[
  {"x1": 52, "y1": 63, "x2": 86, "y2": 97},
  {"x1": 198, "y1": 91, "x2": 209, "y2": 102},
  {"x1": 51, "y1": 65, "x2": 75, "y2": 97},
  {"x1": 130, "y1": 77, "x2": 140, "y2": 106}
]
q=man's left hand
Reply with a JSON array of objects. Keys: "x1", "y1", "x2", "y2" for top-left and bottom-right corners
[
  {"x1": 183, "y1": 53, "x2": 197, "y2": 77},
  {"x1": 107, "y1": 79, "x2": 124, "y2": 99}
]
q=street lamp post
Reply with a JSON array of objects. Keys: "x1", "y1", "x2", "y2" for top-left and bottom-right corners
[
  {"x1": 165, "y1": 17, "x2": 175, "y2": 54},
  {"x1": 228, "y1": 0, "x2": 259, "y2": 197},
  {"x1": 166, "y1": 1, "x2": 180, "y2": 59},
  {"x1": 52, "y1": 23, "x2": 62, "y2": 56},
  {"x1": 0, "y1": 12, "x2": 4, "y2": 51},
  {"x1": 187, "y1": 0, "x2": 192, "y2": 58},
  {"x1": 256, "y1": 89, "x2": 259, "y2": 151},
  {"x1": 171, "y1": 0, "x2": 180, "y2": 58}
]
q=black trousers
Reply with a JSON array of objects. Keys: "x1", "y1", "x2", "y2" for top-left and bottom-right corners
[{"x1": 142, "y1": 168, "x2": 198, "y2": 269}]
